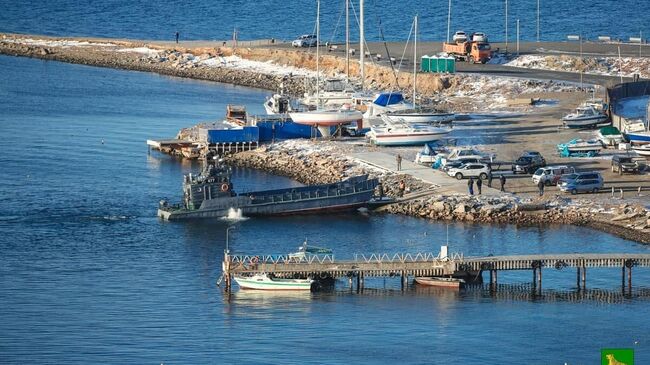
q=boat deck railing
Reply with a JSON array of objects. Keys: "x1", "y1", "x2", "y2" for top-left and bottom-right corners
[{"x1": 246, "y1": 179, "x2": 377, "y2": 205}]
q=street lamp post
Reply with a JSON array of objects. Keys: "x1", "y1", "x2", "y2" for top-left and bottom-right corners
[{"x1": 226, "y1": 226, "x2": 236, "y2": 254}]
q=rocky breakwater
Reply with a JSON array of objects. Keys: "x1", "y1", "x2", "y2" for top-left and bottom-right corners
[
  {"x1": 0, "y1": 34, "x2": 308, "y2": 95},
  {"x1": 223, "y1": 140, "x2": 430, "y2": 196}
]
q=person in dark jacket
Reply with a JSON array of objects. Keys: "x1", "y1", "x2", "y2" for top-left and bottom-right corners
[
  {"x1": 487, "y1": 170, "x2": 493, "y2": 188},
  {"x1": 476, "y1": 176, "x2": 483, "y2": 195},
  {"x1": 537, "y1": 180, "x2": 545, "y2": 196},
  {"x1": 468, "y1": 177, "x2": 475, "y2": 195},
  {"x1": 499, "y1": 174, "x2": 506, "y2": 192},
  {"x1": 175, "y1": 31, "x2": 180, "y2": 44}
]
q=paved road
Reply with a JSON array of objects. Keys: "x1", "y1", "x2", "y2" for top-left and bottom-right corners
[{"x1": 351, "y1": 151, "x2": 502, "y2": 196}]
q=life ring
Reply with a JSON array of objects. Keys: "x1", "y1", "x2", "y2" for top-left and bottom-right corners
[
  {"x1": 251, "y1": 256, "x2": 259, "y2": 264},
  {"x1": 221, "y1": 183, "x2": 229, "y2": 192}
]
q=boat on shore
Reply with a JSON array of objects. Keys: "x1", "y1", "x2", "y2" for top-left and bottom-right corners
[
  {"x1": 414, "y1": 277, "x2": 465, "y2": 289},
  {"x1": 366, "y1": 117, "x2": 451, "y2": 146},
  {"x1": 556, "y1": 138, "x2": 603, "y2": 156},
  {"x1": 234, "y1": 273, "x2": 314, "y2": 290},
  {"x1": 157, "y1": 155, "x2": 378, "y2": 220},
  {"x1": 596, "y1": 126, "x2": 623, "y2": 146},
  {"x1": 632, "y1": 144, "x2": 650, "y2": 156},
  {"x1": 562, "y1": 105, "x2": 609, "y2": 128}
]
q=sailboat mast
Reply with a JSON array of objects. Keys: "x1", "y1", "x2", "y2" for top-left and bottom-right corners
[
  {"x1": 346, "y1": 0, "x2": 350, "y2": 81},
  {"x1": 413, "y1": 15, "x2": 417, "y2": 108},
  {"x1": 360, "y1": 0, "x2": 364, "y2": 92},
  {"x1": 316, "y1": 0, "x2": 320, "y2": 107}
]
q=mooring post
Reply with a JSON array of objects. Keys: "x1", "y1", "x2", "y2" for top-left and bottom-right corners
[
  {"x1": 532, "y1": 268, "x2": 537, "y2": 286},
  {"x1": 360, "y1": 272, "x2": 365, "y2": 292},
  {"x1": 490, "y1": 270, "x2": 494, "y2": 285},
  {"x1": 581, "y1": 265, "x2": 586, "y2": 288},
  {"x1": 537, "y1": 267, "x2": 542, "y2": 288},
  {"x1": 348, "y1": 276, "x2": 353, "y2": 290},
  {"x1": 622, "y1": 265, "x2": 626, "y2": 291},
  {"x1": 356, "y1": 272, "x2": 361, "y2": 293},
  {"x1": 576, "y1": 267, "x2": 581, "y2": 289},
  {"x1": 628, "y1": 266, "x2": 632, "y2": 290},
  {"x1": 401, "y1": 271, "x2": 407, "y2": 291}
]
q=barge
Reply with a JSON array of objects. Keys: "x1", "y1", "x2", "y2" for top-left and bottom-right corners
[{"x1": 158, "y1": 157, "x2": 378, "y2": 220}]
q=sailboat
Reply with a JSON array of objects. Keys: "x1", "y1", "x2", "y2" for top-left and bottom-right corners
[
  {"x1": 289, "y1": 0, "x2": 362, "y2": 137},
  {"x1": 362, "y1": 15, "x2": 455, "y2": 124}
]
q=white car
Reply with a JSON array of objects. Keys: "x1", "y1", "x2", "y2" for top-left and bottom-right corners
[
  {"x1": 447, "y1": 163, "x2": 490, "y2": 180},
  {"x1": 292, "y1": 34, "x2": 317, "y2": 47},
  {"x1": 471, "y1": 32, "x2": 488, "y2": 43},
  {"x1": 452, "y1": 31, "x2": 467, "y2": 43}
]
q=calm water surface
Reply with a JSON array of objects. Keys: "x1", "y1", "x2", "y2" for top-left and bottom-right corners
[
  {"x1": 0, "y1": 0, "x2": 648, "y2": 43},
  {"x1": 1, "y1": 55, "x2": 649, "y2": 364}
]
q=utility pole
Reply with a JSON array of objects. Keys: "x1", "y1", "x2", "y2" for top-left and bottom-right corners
[
  {"x1": 536, "y1": 0, "x2": 540, "y2": 42},
  {"x1": 505, "y1": 0, "x2": 508, "y2": 52},
  {"x1": 640, "y1": 30, "x2": 643, "y2": 57},
  {"x1": 360, "y1": 0, "x2": 365, "y2": 91},
  {"x1": 516, "y1": 19, "x2": 520, "y2": 55},
  {"x1": 447, "y1": 0, "x2": 452, "y2": 43},
  {"x1": 413, "y1": 15, "x2": 418, "y2": 106},
  {"x1": 345, "y1": 0, "x2": 350, "y2": 82}
]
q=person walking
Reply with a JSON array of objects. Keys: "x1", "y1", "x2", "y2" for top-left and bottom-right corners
[
  {"x1": 398, "y1": 179, "x2": 406, "y2": 197},
  {"x1": 499, "y1": 174, "x2": 506, "y2": 192},
  {"x1": 175, "y1": 31, "x2": 180, "y2": 44},
  {"x1": 476, "y1": 176, "x2": 483, "y2": 195},
  {"x1": 467, "y1": 177, "x2": 475, "y2": 196},
  {"x1": 396, "y1": 154, "x2": 402, "y2": 171},
  {"x1": 487, "y1": 169, "x2": 493, "y2": 188},
  {"x1": 537, "y1": 180, "x2": 545, "y2": 196}
]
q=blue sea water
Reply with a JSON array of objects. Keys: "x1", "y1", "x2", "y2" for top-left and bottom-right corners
[
  {"x1": 1, "y1": 55, "x2": 650, "y2": 364},
  {"x1": 0, "y1": 0, "x2": 649, "y2": 43}
]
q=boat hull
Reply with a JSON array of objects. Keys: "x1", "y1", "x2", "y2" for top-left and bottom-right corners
[
  {"x1": 289, "y1": 110, "x2": 363, "y2": 126},
  {"x1": 234, "y1": 275, "x2": 313, "y2": 290},
  {"x1": 415, "y1": 277, "x2": 464, "y2": 288},
  {"x1": 562, "y1": 116, "x2": 609, "y2": 128},
  {"x1": 624, "y1": 132, "x2": 650, "y2": 144},
  {"x1": 370, "y1": 132, "x2": 450, "y2": 146},
  {"x1": 387, "y1": 113, "x2": 455, "y2": 124},
  {"x1": 159, "y1": 177, "x2": 378, "y2": 220},
  {"x1": 632, "y1": 145, "x2": 650, "y2": 156},
  {"x1": 596, "y1": 132, "x2": 623, "y2": 146}
]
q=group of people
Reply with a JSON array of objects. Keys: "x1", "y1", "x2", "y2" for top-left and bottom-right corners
[{"x1": 467, "y1": 172, "x2": 506, "y2": 196}]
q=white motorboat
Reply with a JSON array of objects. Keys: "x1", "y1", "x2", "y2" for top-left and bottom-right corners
[
  {"x1": 632, "y1": 144, "x2": 650, "y2": 156},
  {"x1": 596, "y1": 126, "x2": 623, "y2": 146},
  {"x1": 233, "y1": 273, "x2": 314, "y2": 291},
  {"x1": 289, "y1": 109, "x2": 363, "y2": 127},
  {"x1": 264, "y1": 93, "x2": 296, "y2": 115},
  {"x1": 562, "y1": 105, "x2": 609, "y2": 128},
  {"x1": 385, "y1": 109, "x2": 455, "y2": 124},
  {"x1": 367, "y1": 117, "x2": 451, "y2": 146},
  {"x1": 557, "y1": 139, "x2": 603, "y2": 154},
  {"x1": 301, "y1": 78, "x2": 373, "y2": 107},
  {"x1": 414, "y1": 277, "x2": 465, "y2": 288},
  {"x1": 622, "y1": 119, "x2": 650, "y2": 144}
]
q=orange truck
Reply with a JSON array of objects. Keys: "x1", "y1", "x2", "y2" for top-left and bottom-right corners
[{"x1": 442, "y1": 41, "x2": 492, "y2": 64}]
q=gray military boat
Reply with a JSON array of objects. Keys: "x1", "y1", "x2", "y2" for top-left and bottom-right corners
[{"x1": 157, "y1": 157, "x2": 379, "y2": 220}]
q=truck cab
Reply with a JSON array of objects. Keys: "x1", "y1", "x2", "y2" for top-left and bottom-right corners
[{"x1": 470, "y1": 42, "x2": 491, "y2": 64}]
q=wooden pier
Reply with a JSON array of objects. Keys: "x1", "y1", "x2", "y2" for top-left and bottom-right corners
[{"x1": 222, "y1": 251, "x2": 650, "y2": 292}]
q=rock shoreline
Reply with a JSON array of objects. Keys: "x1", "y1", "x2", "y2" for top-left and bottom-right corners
[
  {"x1": 0, "y1": 39, "x2": 308, "y2": 95},
  {"x1": 225, "y1": 141, "x2": 650, "y2": 244}
]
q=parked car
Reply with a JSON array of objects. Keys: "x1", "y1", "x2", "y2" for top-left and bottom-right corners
[
  {"x1": 452, "y1": 31, "x2": 468, "y2": 43},
  {"x1": 512, "y1": 152, "x2": 546, "y2": 174},
  {"x1": 532, "y1": 165, "x2": 575, "y2": 186},
  {"x1": 442, "y1": 157, "x2": 482, "y2": 171},
  {"x1": 447, "y1": 163, "x2": 490, "y2": 180},
  {"x1": 558, "y1": 172, "x2": 604, "y2": 194},
  {"x1": 611, "y1": 155, "x2": 641, "y2": 175},
  {"x1": 292, "y1": 34, "x2": 317, "y2": 47},
  {"x1": 471, "y1": 32, "x2": 488, "y2": 43}
]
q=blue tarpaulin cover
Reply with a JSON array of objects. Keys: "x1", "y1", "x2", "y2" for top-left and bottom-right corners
[{"x1": 373, "y1": 93, "x2": 404, "y2": 106}]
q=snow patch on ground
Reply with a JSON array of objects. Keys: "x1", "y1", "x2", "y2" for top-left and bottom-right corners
[
  {"x1": 117, "y1": 47, "x2": 161, "y2": 56},
  {"x1": 1, "y1": 37, "x2": 116, "y2": 48},
  {"x1": 490, "y1": 54, "x2": 650, "y2": 79},
  {"x1": 201, "y1": 55, "x2": 318, "y2": 77},
  {"x1": 444, "y1": 74, "x2": 578, "y2": 110}
]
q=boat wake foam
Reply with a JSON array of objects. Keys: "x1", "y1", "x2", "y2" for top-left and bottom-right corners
[{"x1": 220, "y1": 208, "x2": 249, "y2": 221}]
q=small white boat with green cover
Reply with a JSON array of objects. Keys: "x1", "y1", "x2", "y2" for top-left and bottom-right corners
[{"x1": 234, "y1": 273, "x2": 314, "y2": 291}]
